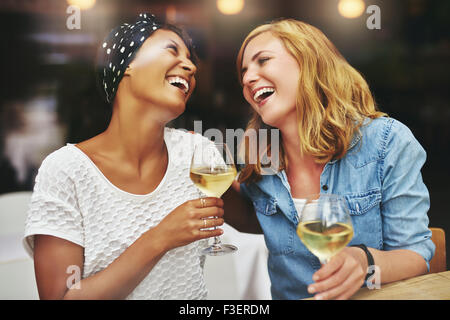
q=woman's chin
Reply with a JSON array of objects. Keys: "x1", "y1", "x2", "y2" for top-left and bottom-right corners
[
  {"x1": 166, "y1": 103, "x2": 186, "y2": 120},
  {"x1": 260, "y1": 112, "x2": 281, "y2": 128},
  {"x1": 259, "y1": 107, "x2": 295, "y2": 130}
]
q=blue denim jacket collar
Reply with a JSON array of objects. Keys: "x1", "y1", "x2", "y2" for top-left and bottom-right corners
[
  {"x1": 255, "y1": 127, "x2": 363, "y2": 225},
  {"x1": 328, "y1": 123, "x2": 363, "y2": 164}
]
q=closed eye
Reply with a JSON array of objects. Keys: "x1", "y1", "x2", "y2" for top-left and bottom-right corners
[
  {"x1": 167, "y1": 44, "x2": 178, "y2": 54},
  {"x1": 166, "y1": 40, "x2": 195, "y2": 65},
  {"x1": 258, "y1": 57, "x2": 270, "y2": 65},
  {"x1": 241, "y1": 57, "x2": 270, "y2": 78}
]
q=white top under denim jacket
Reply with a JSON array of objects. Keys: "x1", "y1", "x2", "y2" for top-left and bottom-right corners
[{"x1": 240, "y1": 117, "x2": 435, "y2": 300}]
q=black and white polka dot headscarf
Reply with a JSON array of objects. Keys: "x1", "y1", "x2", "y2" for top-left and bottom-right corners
[{"x1": 97, "y1": 13, "x2": 162, "y2": 104}]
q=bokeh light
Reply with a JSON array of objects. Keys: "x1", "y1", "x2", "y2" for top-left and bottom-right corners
[
  {"x1": 66, "y1": 0, "x2": 96, "y2": 11},
  {"x1": 216, "y1": 0, "x2": 244, "y2": 15},
  {"x1": 338, "y1": 0, "x2": 366, "y2": 19}
]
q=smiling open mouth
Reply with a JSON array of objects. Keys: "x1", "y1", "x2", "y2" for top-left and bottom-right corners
[
  {"x1": 167, "y1": 76, "x2": 189, "y2": 94},
  {"x1": 253, "y1": 87, "x2": 274, "y2": 103}
]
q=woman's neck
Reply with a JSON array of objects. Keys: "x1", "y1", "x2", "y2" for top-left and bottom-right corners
[
  {"x1": 100, "y1": 96, "x2": 168, "y2": 170},
  {"x1": 279, "y1": 121, "x2": 325, "y2": 184}
]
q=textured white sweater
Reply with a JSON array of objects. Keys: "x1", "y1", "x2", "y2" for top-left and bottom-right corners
[{"x1": 23, "y1": 128, "x2": 210, "y2": 299}]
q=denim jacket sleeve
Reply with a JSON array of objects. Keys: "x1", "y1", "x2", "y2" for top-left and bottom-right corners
[{"x1": 381, "y1": 119, "x2": 435, "y2": 270}]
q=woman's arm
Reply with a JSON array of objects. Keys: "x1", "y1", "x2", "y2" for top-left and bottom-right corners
[
  {"x1": 308, "y1": 120, "x2": 433, "y2": 300},
  {"x1": 34, "y1": 229, "x2": 165, "y2": 300},
  {"x1": 221, "y1": 181, "x2": 262, "y2": 234},
  {"x1": 34, "y1": 197, "x2": 225, "y2": 300},
  {"x1": 307, "y1": 246, "x2": 427, "y2": 300},
  {"x1": 364, "y1": 247, "x2": 427, "y2": 283}
]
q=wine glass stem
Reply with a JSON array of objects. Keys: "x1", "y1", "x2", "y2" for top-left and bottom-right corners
[
  {"x1": 213, "y1": 237, "x2": 221, "y2": 246},
  {"x1": 212, "y1": 217, "x2": 222, "y2": 246},
  {"x1": 211, "y1": 196, "x2": 223, "y2": 247}
]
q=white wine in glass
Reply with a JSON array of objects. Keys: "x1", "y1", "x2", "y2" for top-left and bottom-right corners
[
  {"x1": 296, "y1": 194, "x2": 353, "y2": 264},
  {"x1": 190, "y1": 166, "x2": 237, "y2": 198},
  {"x1": 190, "y1": 142, "x2": 238, "y2": 256}
]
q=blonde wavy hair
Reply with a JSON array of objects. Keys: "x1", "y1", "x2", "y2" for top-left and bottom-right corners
[{"x1": 236, "y1": 19, "x2": 387, "y2": 183}]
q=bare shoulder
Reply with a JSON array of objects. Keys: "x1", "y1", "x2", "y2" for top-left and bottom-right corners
[
  {"x1": 73, "y1": 133, "x2": 116, "y2": 170},
  {"x1": 75, "y1": 133, "x2": 106, "y2": 158}
]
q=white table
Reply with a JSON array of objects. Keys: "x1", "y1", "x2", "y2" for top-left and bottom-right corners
[{"x1": 204, "y1": 223, "x2": 272, "y2": 300}]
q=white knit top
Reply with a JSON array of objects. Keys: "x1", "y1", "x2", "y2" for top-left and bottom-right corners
[{"x1": 23, "y1": 128, "x2": 211, "y2": 300}]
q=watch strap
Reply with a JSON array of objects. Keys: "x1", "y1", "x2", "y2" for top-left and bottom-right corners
[{"x1": 351, "y1": 244, "x2": 375, "y2": 281}]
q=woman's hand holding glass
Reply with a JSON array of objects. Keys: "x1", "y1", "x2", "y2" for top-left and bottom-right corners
[
  {"x1": 190, "y1": 142, "x2": 238, "y2": 255},
  {"x1": 307, "y1": 247, "x2": 367, "y2": 300},
  {"x1": 297, "y1": 194, "x2": 365, "y2": 299},
  {"x1": 153, "y1": 197, "x2": 225, "y2": 252}
]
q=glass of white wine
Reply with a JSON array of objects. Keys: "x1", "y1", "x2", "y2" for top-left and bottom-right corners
[
  {"x1": 296, "y1": 194, "x2": 353, "y2": 264},
  {"x1": 190, "y1": 141, "x2": 238, "y2": 255}
]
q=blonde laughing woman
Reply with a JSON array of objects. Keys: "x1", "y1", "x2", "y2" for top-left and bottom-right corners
[{"x1": 232, "y1": 19, "x2": 435, "y2": 300}]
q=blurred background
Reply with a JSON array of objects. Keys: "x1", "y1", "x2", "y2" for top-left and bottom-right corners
[{"x1": 0, "y1": 0, "x2": 449, "y2": 267}]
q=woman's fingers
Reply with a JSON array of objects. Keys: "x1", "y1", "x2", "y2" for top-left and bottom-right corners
[
  {"x1": 197, "y1": 206, "x2": 224, "y2": 219},
  {"x1": 197, "y1": 228, "x2": 224, "y2": 240},
  {"x1": 159, "y1": 198, "x2": 227, "y2": 250},
  {"x1": 199, "y1": 217, "x2": 225, "y2": 229},
  {"x1": 192, "y1": 197, "x2": 224, "y2": 209},
  {"x1": 314, "y1": 269, "x2": 363, "y2": 300},
  {"x1": 309, "y1": 251, "x2": 365, "y2": 300},
  {"x1": 308, "y1": 258, "x2": 352, "y2": 294},
  {"x1": 311, "y1": 253, "x2": 345, "y2": 283}
]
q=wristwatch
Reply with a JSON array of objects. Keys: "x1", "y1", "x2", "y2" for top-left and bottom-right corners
[{"x1": 351, "y1": 244, "x2": 375, "y2": 281}]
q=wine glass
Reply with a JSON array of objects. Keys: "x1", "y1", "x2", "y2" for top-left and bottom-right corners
[
  {"x1": 296, "y1": 194, "x2": 353, "y2": 264},
  {"x1": 190, "y1": 141, "x2": 238, "y2": 255}
]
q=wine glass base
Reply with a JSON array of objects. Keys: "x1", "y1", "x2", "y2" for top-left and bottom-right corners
[{"x1": 202, "y1": 244, "x2": 238, "y2": 256}]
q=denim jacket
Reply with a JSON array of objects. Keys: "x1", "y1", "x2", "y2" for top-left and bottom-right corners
[{"x1": 240, "y1": 117, "x2": 435, "y2": 300}]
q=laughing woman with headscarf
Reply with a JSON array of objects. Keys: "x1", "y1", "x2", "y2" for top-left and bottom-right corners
[{"x1": 23, "y1": 14, "x2": 224, "y2": 300}]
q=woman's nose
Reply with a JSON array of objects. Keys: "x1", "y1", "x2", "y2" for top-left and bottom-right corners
[
  {"x1": 242, "y1": 67, "x2": 258, "y2": 87},
  {"x1": 181, "y1": 57, "x2": 197, "y2": 75}
]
